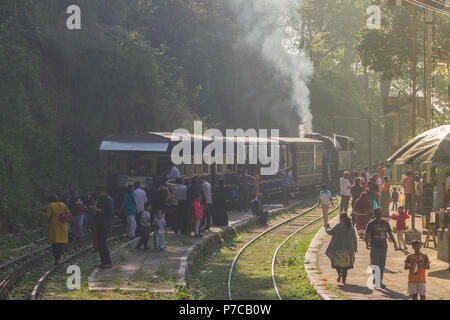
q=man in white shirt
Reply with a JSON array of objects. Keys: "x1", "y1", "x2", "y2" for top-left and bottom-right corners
[
  {"x1": 174, "y1": 178, "x2": 188, "y2": 234},
  {"x1": 340, "y1": 171, "x2": 351, "y2": 213},
  {"x1": 165, "y1": 164, "x2": 180, "y2": 182},
  {"x1": 319, "y1": 184, "x2": 334, "y2": 225},
  {"x1": 201, "y1": 177, "x2": 213, "y2": 229},
  {"x1": 133, "y1": 182, "x2": 147, "y2": 214}
]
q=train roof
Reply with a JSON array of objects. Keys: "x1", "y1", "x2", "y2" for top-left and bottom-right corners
[
  {"x1": 100, "y1": 132, "x2": 322, "y2": 152},
  {"x1": 274, "y1": 137, "x2": 322, "y2": 144}
]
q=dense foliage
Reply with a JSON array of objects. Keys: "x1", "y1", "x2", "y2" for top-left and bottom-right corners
[{"x1": 1, "y1": 0, "x2": 448, "y2": 229}]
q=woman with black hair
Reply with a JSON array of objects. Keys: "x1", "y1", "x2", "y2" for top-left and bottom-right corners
[
  {"x1": 325, "y1": 213, "x2": 357, "y2": 284},
  {"x1": 41, "y1": 194, "x2": 70, "y2": 265}
]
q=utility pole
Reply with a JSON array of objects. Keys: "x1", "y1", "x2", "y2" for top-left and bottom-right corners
[
  {"x1": 410, "y1": 6, "x2": 417, "y2": 231},
  {"x1": 411, "y1": 7, "x2": 417, "y2": 139},
  {"x1": 424, "y1": 8, "x2": 433, "y2": 184}
]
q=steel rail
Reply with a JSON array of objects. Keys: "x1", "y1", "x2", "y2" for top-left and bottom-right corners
[
  {"x1": 227, "y1": 202, "x2": 319, "y2": 300},
  {"x1": 30, "y1": 234, "x2": 127, "y2": 300},
  {"x1": 0, "y1": 224, "x2": 126, "y2": 300},
  {"x1": 0, "y1": 223, "x2": 125, "y2": 272},
  {"x1": 271, "y1": 197, "x2": 341, "y2": 300}
]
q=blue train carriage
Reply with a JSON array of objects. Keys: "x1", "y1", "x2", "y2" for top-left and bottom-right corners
[
  {"x1": 274, "y1": 137, "x2": 324, "y2": 194},
  {"x1": 99, "y1": 132, "x2": 325, "y2": 210},
  {"x1": 334, "y1": 135, "x2": 356, "y2": 178},
  {"x1": 305, "y1": 133, "x2": 356, "y2": 192},
  {"x1": 99, "y1": 132, "x2": 212, "y2": 207}
]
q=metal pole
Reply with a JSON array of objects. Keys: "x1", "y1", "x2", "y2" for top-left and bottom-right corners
[
  {"x1": 368, "y1": 118, "x2": 372, "y2": 172},
  {"x1": 410, "y1": 7, "x2": 417, "y2": 232},
  {"x1": 425, "y1": 9, "x2": 433, "y2": 184},
  {"x1": 411, "y1": 7, "x2": 417, "y2": 139}
]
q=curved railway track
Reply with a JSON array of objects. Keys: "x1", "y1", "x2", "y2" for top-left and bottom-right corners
[
  {"x1": 227, "y1": 197, "x2": 340, "y2": 300},
  {"x1": 271, "y1": 199, "x2": 341, "y2": 300},
  {"x1": 0, "y1": 223, "x2": 126, "y2": 300}
]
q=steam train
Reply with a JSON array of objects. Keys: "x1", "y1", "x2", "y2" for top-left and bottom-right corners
[{"x1": 100, "y1": 131, "x2": 356, "y2": 206}]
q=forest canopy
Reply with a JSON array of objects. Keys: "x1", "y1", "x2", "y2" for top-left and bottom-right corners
[{"x1": 0, "y1": 0, "x2": 448, "y2": 229}]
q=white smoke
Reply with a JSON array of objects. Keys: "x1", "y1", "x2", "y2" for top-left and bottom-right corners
[{"x1": 231, "y1": 0, "x2": 314, "y2": 137}]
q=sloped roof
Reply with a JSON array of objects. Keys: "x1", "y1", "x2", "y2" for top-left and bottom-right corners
[{"x1": 387, "y1": 125, "x2": 450, "y2": 166}]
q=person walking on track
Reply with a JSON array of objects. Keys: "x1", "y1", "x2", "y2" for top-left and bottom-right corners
[
  {"x1": 325, "y1": 213, "x2": 357, "y2": 285},
  {"x1": 41, "y1": 195, "x2": 70, "y2": 265},
  {"x1": 94, "y1": 186, "x2": 114, "y2": 268},
  {"x1": 340, "y1": 171, "x2": 351, "y2": 213}
]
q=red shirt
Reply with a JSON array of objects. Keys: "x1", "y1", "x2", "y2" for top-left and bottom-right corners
[
  {"x1": 392, "y1": 211, "x2": 410, "y2": 230},
  {"x1": 192, "y1": 200, "x2": 203, "y2": 220},
  {"x1": 403, "y1": 176, "x2": 414, "y2": 194}
]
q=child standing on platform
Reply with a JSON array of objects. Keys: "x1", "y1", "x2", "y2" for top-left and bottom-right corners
[
  {"x1": 153, "y1": 210, "x2": 166, "y2": 251},
  {"x1": 136, "y1": 202, "x2": 152, "y2": 250},
  {"x1": 404, "y1": 240, "x2": 430, "y2": 300},
  {"x1": 392, "y1": 206, "x2": 410, "y2": 251},
  {"x1": 319, "y1": 184, "x2": 334, "y2": 226},
  {"x1": 392, "y1": 187, "x2": 399, "y2": 211}
]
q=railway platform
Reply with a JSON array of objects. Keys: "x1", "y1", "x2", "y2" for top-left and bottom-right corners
[
  {"x1": 88, "y1": 200, "x2": 302, "y2": 292},
  {"x1": 306, "y1": 208, "x2": 450, "y2": 300}
]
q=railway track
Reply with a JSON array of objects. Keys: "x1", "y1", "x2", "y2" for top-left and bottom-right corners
[
  {"x1": 0, "y1": 224, "x2": 126, "y2": 300},
  {"x1": 227, "y1": 197, "x2": 340, "y2": 300},
  {"x1": 0, "y1": 223, "x2": 125, "y2": 274},
  {"x1": 30, "y1": 234, "x2": 128, "y2": 300}
]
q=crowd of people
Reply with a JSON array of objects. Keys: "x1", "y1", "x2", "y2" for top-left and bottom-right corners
[{"x1": 320, "y1": 164, "x2": 445, "y2": 300}]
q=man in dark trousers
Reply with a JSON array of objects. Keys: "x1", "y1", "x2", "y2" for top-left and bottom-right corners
[{"x1": 95, "y1": 186, "x2": 114, "y2": 268}]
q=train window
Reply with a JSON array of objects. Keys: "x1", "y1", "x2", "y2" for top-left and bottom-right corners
[
  {"x1": 156, "y1": 157, "x2": 171, "y2": 177},
  {"x1": 203, "y1": 164, "x2": 209, "y2": 174},
  {"x1": 136, "y1": 159, "x2": 152, "y2": 176}
]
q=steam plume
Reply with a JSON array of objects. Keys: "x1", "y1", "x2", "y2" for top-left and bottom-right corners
[{"x1": 231, "y1": 0, "x2": 314, "y2": 136}]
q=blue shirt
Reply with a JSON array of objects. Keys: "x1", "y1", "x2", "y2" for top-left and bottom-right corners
[
  {"x1": 96, "y1": 194, "x2": 114, "y2": 226},
  {"x1": 366, "y1": 219, "x2": 392, "y2": 250},
  {"x1": 121, "y1": 193, "x2": 137, "y2": 216},
  {"x1": 175, "y1": 185, "x2": 187, "y2": 201}
]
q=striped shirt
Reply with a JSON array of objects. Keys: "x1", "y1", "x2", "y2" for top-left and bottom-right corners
[{"x1": 403, "y1": 176, "x2": 414, "y2": 194}]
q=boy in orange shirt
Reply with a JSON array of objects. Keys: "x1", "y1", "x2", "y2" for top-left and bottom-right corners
[{"x1": 404, "y1": 240, "x2": 430, "y2": 300}]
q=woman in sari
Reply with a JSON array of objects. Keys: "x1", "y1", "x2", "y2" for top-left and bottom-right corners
[
  {"x1": 325, "y1": 213, "x2": 357, "y2": 284},
  {"x1": 367, "y1": 181, "x2": 378, "y2": 215},
  {"x1": 380, "y1": 176, "x2": 391, "y2": 217},
  {"x1": 353, "y1": 192, "x2": 373, "y2": 239}
]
